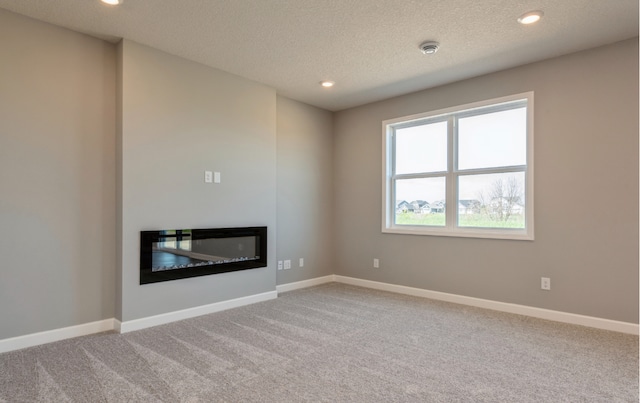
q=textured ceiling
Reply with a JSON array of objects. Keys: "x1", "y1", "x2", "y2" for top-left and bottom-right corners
[{"x1": 0, "y1": 0, "x2": 637, "y2": 111}]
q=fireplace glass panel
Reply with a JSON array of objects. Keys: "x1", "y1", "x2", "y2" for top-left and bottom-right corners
[
  {"x1": 152, "y1": 235, "x2": 258, "y2": 272},
  {"x1": 140, "y1": 227, "x2": 267, "y2": 284}
]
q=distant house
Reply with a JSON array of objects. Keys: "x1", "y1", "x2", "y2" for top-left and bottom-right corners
[
  {"x1": 458, "y1": 199, "x2": 481, "y2": 215},
  {"x1": 511, "y1": 203, "x2": 525, "y2": 215},
  {"x1": 396, "y1": 200, "x2": 433, "y2": 214},
  {"x1": 430, "y1": 200, "x2": 445, "y2": 213},
  {"x1": 396, "y1": 200, "x2": 411, "y2": 213},
  {"x1": 488, "y1": 198, "x2": 525, "y2": 215},
  {"x1": 411, "y1": 200, "x2": 431, "y2": 214}
]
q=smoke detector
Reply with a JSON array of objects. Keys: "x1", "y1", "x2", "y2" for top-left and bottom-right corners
[{"x1": 419, "y1": 41, "x2": 440, "y2": 55}]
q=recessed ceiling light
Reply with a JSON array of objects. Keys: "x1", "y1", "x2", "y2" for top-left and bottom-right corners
[
  {"x1": 517, "y1": 10, "x2": 543, "y2": 25},
  {"x1": 320, "y1": 81, "x2": 335, "y2": 88},
  {"x1": 101, "y1": 0, "x2": 122, "y2": 5}
]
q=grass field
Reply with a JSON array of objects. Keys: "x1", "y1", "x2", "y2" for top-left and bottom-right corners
[{"x1": 395, "y1": 212, "x2": 525, "y2": 228}]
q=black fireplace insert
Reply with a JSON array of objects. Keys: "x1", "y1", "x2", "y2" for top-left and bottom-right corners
[{"x1": 140, "y1": 226, "x2": 267, "y2": 284}]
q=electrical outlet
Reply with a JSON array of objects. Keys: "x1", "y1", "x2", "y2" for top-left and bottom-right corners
[
  {"x1": 284, "y1": 260, "x2": 291, "y2": 270},
  {"x1": 541, "y1": 277, "x2": 551, "y2": 290},
  {"x1": 277, "y1": 261, "x2": 283, "y2": 270},
  {"x1": 373, "y1": 258, "x2": 380, "y2": 268},
  {"x1": 299, "y1": 258, "x2": 304, "y2": 267}
]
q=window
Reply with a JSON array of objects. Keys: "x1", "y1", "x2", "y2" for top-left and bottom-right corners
[{"x1": 382, "y1": 92, "x2": 533, "y2": 240}]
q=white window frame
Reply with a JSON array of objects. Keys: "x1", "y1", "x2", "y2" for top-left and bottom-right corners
[{"x1": 382, "y1": 92, "x2": 534, "y2": 240}]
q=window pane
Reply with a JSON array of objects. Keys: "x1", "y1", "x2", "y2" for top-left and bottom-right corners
[
  {"x1": 458, "y1": 107, "x2": 526, "y2": 170},
  {"x1": 458, "y1": 172, "x2": 525, "y2": 228},
  {"x1": 395, "y1": 177, "x2": 446, "y2": 226},
  {"x1": 395, "y1": 121, "x2": 447, "y2": 174}
]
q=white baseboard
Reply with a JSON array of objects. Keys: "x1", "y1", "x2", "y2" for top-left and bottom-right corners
[
  {"x1": 118, "y1": 290, "x2": 278, "y2": 333},
  {"x1": 0, "y1": 290, "x2": 278, "y2": 353},
  {"x1": 276, "y1": 275, "x2": 335, "y2": 293},
  {"x1": 0, "y1": 319, "x2": 115, "y2": 354},
  {"x1": 334, "y1": 275, "x2": 639, "y2": 335},
  {"x1": 2, "y1": 277, "x2": 636, "y2": 354}
]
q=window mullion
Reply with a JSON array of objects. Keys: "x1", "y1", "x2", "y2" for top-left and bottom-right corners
[
  {"x1": 394, "y1": 172, "x2": 448, "y2": 180},
  {"x1": 457, "y1": 165, "x2": 527, "y2": 176},
  {"x1": 389, "y1": 129, "x2": 397, "y2": 227},
  {"x1": 446, "y1": 116, "x2": 456, "y2": 229}
]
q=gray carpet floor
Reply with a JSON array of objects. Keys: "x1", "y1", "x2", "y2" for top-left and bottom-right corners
[{"x1": 0, "y1": 283, "x2": 638, "y2": 402}]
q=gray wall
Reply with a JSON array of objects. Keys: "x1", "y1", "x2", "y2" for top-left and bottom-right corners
[
  {"x1": 118, "y1": 40, "x2": 277, "y2": 322},
  {"x1": 276, "y1": 96, "x2": 334, "y2": 284},
  {"x1": 0, "y1": 10, "x2": 116, "y2": 339},
  {"x1": 333, "y1": 38, "x2": 639, "y2": 323}
]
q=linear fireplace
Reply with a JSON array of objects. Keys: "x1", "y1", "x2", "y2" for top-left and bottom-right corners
[{"x1": 140, "y1": 226, "x2": 267, "y2": 284}]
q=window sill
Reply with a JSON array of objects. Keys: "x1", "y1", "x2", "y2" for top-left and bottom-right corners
[{"x1": 382, "y1": 225, "x2": 534, "y2": 241}]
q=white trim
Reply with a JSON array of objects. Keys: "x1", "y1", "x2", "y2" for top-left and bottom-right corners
[
  {"x1": 380, "y1": 226, "x2": 534, "y2": 240},
  {"x1": 1, "y1": 277, "x2": 635, "y2": 354},
  {"x1": 0, "y1": 319, "x2": 115, "y2": 354},
  {"x1": 276, "y1": 275, "x2": 336, "y2": 293},
  {"x1": 114, "y1": 319, "x2": 122, "y2": 333},
  {"x1": 0, "y1": 290, "x2": 278, "y2": 352},
  {"x1": 334, "y1": 275, "x2": 639, "y2": 335},
  {"x1": 118, "y1": 291, "x2": 278, "y2": 333}
]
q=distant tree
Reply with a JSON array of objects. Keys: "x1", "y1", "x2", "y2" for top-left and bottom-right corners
[{"x1": 477, "y1": 177, "x2": 523, "y2": 222}]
